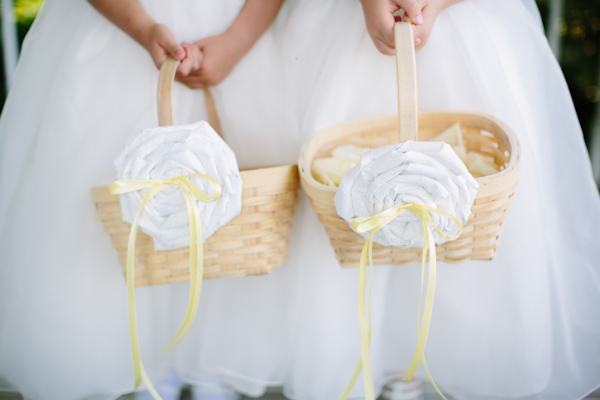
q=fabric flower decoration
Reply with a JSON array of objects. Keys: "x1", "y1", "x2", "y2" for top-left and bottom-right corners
[
  {"x1": 114, "y1": 121, "x2": 243, "y2": 250},
  {"x1": 334, "y1": 141, "x2": 478, "y2": 247}
]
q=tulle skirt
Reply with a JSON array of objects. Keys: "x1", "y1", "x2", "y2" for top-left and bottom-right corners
[{"x1": 1, "y1": 0, "x2": 599, "y2": 399}]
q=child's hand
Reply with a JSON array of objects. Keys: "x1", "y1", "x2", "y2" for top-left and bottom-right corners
[
  {"x1": 139, "y1": 23, "x2": 202, "y2": 77},
  {"x1": 360, "y1": 0, "x2": 425, "y2": 55},
  {"x1": 360, "y1": 0, "x2": 463, "y2": 54},
  {"x1": 174, "y1": 0, "x2": 284, "y2": 89},
  {"x1": 176, "y1": 33, "x2": 246, "y2": 89}
]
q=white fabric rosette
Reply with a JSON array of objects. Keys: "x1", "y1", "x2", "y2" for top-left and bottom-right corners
[
  {"x1": 114, "y1": 120, "x2": 243, "y2": 250},
  {"x1": 334, "y1": 140, "x2": 479, "y2": 247}
]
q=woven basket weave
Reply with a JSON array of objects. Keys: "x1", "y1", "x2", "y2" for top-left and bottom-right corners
[
  {"x1": 92, "y1": 58, "x2": 299, "y2": 286},
  {"x1": 298, "y1": 23, "x2": 521, "y2": 268}
]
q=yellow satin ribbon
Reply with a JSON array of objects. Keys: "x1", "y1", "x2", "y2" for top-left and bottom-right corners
[
  {"x1": 109, "y1": 174, "x2": 221, "y2": 398},
  {"x1": 338, "y1": 203, "x2": 462, "y2": 400}
]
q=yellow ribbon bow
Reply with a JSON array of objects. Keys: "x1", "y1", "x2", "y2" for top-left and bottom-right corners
[
  {"x1": 109, "y1": 174, "x2": 222, "y2": 399},
  {"x1": 338, "y1": 203, "x2": 462, "y2": 400}
]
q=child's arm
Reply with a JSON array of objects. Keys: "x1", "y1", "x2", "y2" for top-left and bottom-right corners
[
  {"x1": 360, "y1": 0, "x2": 464, "y2": 54},
  {"x1": 176, "y1": 0, "x2": 284, "y2": 89},
  {"x1": 87, "y1": 0, "x2": 202, "y2": 75}
]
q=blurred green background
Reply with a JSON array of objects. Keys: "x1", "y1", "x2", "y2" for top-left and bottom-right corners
[
  {"x1": 536, "y1": 0, "x2": 600, "y2": 151},
  {"x1": 0, "y1": 0, "x2": 599, "y2": 183}
]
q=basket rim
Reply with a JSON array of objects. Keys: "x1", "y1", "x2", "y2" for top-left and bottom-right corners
[{"x1": 298, "y1": 111, "x2": 521, "y2": 199}]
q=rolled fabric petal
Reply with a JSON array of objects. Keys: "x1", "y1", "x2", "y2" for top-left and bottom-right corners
[
  {"x1": 114, "y1": 121, "x2": 243, "y2": 250},
  {"x1": 334, "y1": 141, "x2": 478, "y2": 247}
]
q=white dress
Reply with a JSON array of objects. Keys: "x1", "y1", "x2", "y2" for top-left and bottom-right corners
[
  {"x1": 0, "y1": 0, "x2": 293, "y2": 399},
  {"x1": 1, "y1": 0, "x2": 599, "y2": 400},
  {"x1": 278, "y1": 1, "x2": 600, "y2": 399}
]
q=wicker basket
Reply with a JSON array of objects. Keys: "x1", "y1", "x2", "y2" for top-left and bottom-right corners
[
  {"x1": 298, "y1": 23, "x2": 521, "y2": 268},
  {"x1": 92, "y1": 58, "x2": 299, "y2": 286}
]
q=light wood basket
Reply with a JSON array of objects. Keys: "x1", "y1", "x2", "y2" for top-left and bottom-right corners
[
  {"x1": 298, "y1": 23, "x2": 521, "y2": 267},
  {"x1": 92, "y1": 58, "x2": 299, "y2": 287}
]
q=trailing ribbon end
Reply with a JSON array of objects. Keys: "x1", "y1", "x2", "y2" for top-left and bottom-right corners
[
  {"x1": 339, "y1": 203, "x2": 461, "y2": 400},
  {"x1": 338, "y1": 234, "x2": 375, "y2": 400},
  {"x1": 108, "y1": 174, "x2": 221, "y2": 396}
]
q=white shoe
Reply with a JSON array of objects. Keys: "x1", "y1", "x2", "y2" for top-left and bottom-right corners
[{"x1": 380, "y1": 379, "x2": 423, "y2": 400}]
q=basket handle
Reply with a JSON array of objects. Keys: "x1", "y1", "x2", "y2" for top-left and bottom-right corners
[
  {"x1": 395, "y1": 21, "x2": 418, "y2": 142},
  {"x1": 157, "y1": 57, "x2": 223, "y2": 135}
]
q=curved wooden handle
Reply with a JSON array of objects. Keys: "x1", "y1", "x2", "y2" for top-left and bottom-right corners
[
  {"x1": 395, "y1": 22, "x2": 418, "y2": 142},
  {"x1": 157, "y1": 57, "x2": 179, "y2": 127},
  {"x1": 156, "y1": 57, "x2": 223, "y2": 136}
]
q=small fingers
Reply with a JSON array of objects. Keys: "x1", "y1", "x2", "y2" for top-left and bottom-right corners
[
  {"x1": 153, "y1": 25, "x2": 185, "y2": 61},
  {"x1": 403, "y1": 14, "x2": 422, "y2": 46},
  {"x1": 412, "y1": 3, "x2": 435, "y2": 50},
  {"x1": 182, "y1": 42, "x2": 204, "y2": 72},
  {"x1": 176, "y1": 43, "x2": 205, "y2": 77},
  {"x1": 174, "y1": 48, "x2": 185, "y2": 60},
  {"x1": 176, "y1": 47, "x2": 194, "y2": 77},
  {"x1": 167, "y1": 42, "x2": 185, "y2": 61},
  {"x1": 396, "y1": 0, "x2": 423, "y2": 25}
]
